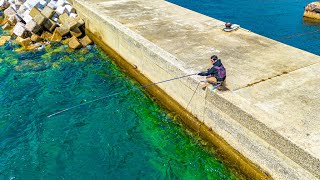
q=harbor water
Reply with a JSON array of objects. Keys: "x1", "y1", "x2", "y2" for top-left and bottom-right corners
[
  {"x1": 0, "y1": 28, "x2": 239, "y2": 179},
  {"x1": 2, "y1": 0, "x2": 319, "y2": 179},
  {"x1": 167, "y1": 0, "x2": 320, "y2": 55}
]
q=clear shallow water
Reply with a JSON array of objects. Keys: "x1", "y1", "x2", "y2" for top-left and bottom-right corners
[
  {"x1": 167, "y1": 0, "x2": 320, "y2": 55},
  {"x1": 0, "y1": 28, "x2": 238, "y2": 179}
]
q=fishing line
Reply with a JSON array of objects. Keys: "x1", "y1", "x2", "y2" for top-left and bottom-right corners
[
  {"x1": 47, "y1": 73, "x2": 197, "y2": 118},
  {"x1": 228, "y1": 24, "x2": 320, "y2": 40},
  {"x1": 186, "y1": 81, "x2": 201, "y2": 109},
  {"x1": 276, "y1": 29, "x2": 320, "y2": 40}
]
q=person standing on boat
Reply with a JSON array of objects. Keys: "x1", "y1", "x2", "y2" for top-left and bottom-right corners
[{"x1": 198, "y1": 55, "x2": 226, "y2": 90}]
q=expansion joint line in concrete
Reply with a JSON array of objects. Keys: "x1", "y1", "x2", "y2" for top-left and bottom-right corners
[{"x1": 240, "y1": 60, "x2": 320, "y2": 90}]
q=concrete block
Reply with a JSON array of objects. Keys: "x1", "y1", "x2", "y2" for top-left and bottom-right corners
[
  {"x1": 35, "y1": 0, "x2": 46, "y2": 10},
  {"x1": 40, "y1": 31, "x2": 52, "y2": 40},
  {"x1": 2, "y1": 22, "x2": 11, "y2": 30},
  {"x1": 25, "y1": 0, "x2": 41, "y2": 8},
  {"x1": 7, "y1": 15, "x2": 16, "y2": 25},
  {"x1": 56, "y1": 0, "x2": 65, "y2": 6},
  {"x1": 34, "y1": 13, "x2": 46, "y2": 25},
  {"x1": 55, "y1": 6, "x2": 67, "y2": 15},
  {"x1": 29, "y1": 7, "x2": 41, "y2": 18},
  {"x1": 14, "y1": 14, "x2": 24, "y2": 23},
  {"x1": 14, "y1": 0, "x2": 25, "y2": 6},
  {"x1": 39, "y1": 0, "x2": 47, "y2": 6},
  {"x1": 65, "y1": 17, "x2": 78, "y2": 30},
  {"x1": 16, "y1": 36, "x2": 32, "y2": 47},
  {"x1": 0, "y1": 0, "x2": 10, "y2": 9},
  {"x1": 13, "y1": 22, "x2": 27, "y2": 37},
  {"x1": 69, "y1": 12, "x2": 77, "y2": 18},
  {"x1": 43, "y1": 18, "x2": 57, "y2": 32},
  {"x1": 75, "y1": 16, "x2": 85, "y2": 27},
  {"x1": 16, "y1": 4, "x2": 28, "y2": 15},
  {"x1": 58, "y1": 12, "x2": 68, "y2": 24},
  {"x1": 21, "y1": 10, "x2": 33, "y2": 23},
  {"x1": 31, "y1": 33, "x2": 42, "y2": 42},
  {"x1": 8, "y1": 28, "x2": 14, "y2": 35},
  {"x1": 50, "y1": 29, "x2": 62, "y2": 42},
  {"x1": 55, "y1": 25, "x2": 69, "y2": 36},
  {"x1": 25, "y1": 20, "x2": 42, "y2": 34},
  {"x1": 52, "y1": 17, "x2": 58, "y2": 23},
  {"x1": 47, "y1": 1, "x2": 56, "y2": 10},
  {"x1": 14, "y1": 0, "x2": 24, "y2": 6},
  {"x1": 22, "y1": 15, "x2": 32, "y2": 24},
  {"x1": 80, "y1": 36, "x2": 93, "y2": 47},
  {"x1": 41, "y1": 6, "x2": 55, "y2": 19},
  {"x1": 64, "y1": 4, "x2": 75, "y2": 14},
  {"x1": 62, "y1": 37, "x2": 69, "y2": 45},
  {"x1": 9, "y1": 4, "x2": 18, "y2": 11},
  {"x1": 21, "y1": 43, "x2": 41, "y2": 51},
  {"x1": 0, "y1": 17, "x2": 8, "y2": 25},
  {"x1": 52, "y1": 13, "x2": 59, "y2": 20},
  {"x1": 68, "y1": 36, "x2": 82, "y2": 49},
  {"x1": 4, "y1": 6, "x2": 16, "y2": 17},
  {"x1": 70, "y1": 27, "x2": 82, "y2": 38}
]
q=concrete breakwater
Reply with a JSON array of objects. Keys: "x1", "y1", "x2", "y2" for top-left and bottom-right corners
[
  {"x1": 0, "y1": 0, "x2": 93, "y2": 51},
  {"x1": 74, "y1": 0, "x2": 319, "y2": 179}
]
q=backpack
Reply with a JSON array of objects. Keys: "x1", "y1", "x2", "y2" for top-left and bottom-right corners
[{"x1": 214, "y1": 65, "x2": 226, "y2": 80}]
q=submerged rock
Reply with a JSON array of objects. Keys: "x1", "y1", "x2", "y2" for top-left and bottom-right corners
[
  {"x1": 14, "y1": 60, "x2": 47, "y2": 72},
  {"x1": 15, "y1": 43, "x2": 41, "y2": 52},
  {"x1": 0, "y1": 35, "x2": 11, "y2": 46},
  {"x1": 304, "y1": 2, "x2": 320, "y2": 20}
]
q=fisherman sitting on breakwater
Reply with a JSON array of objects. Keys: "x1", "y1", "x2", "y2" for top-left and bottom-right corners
[{"x1": 198, "y1": 55, "x2": 226, "y2": 90}]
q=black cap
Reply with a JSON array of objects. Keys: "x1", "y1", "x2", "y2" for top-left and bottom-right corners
[{"x1": 211, "y1": 55, "x2": 218, "y2": 60}]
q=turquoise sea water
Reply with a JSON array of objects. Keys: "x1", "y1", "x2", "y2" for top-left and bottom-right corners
[
  {"x1": 0, "y1": 28, "x2": 238, "y2": 179},
  {"x1": 167, "y1": 0, "x2": 320, "y2": 55}
]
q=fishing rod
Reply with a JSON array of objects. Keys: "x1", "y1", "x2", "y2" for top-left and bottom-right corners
[{"x1": 47, "y1": 73, "x2": 198, "y2": 118}]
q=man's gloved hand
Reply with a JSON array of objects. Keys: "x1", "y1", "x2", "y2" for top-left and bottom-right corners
[{"x1": 198, "y1": 72, "x2": 205, "y2": 76}]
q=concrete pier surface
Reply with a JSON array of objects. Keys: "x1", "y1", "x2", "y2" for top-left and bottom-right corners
[{"x1": 71, "y1": 0, "x2": 320, "y2": 179}]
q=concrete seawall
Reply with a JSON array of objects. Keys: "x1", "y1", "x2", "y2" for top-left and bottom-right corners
[{"x1": 70, "y1": 0, "x2": 320, "y2": 179}]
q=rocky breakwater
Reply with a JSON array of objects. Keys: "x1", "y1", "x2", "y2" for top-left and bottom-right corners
[
  {"x1": 0, "y1": 0, "x2": 93, "y2": 51},
  {"x1": 303, "y1": 1, "x2": 320, "y2": 20}
]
